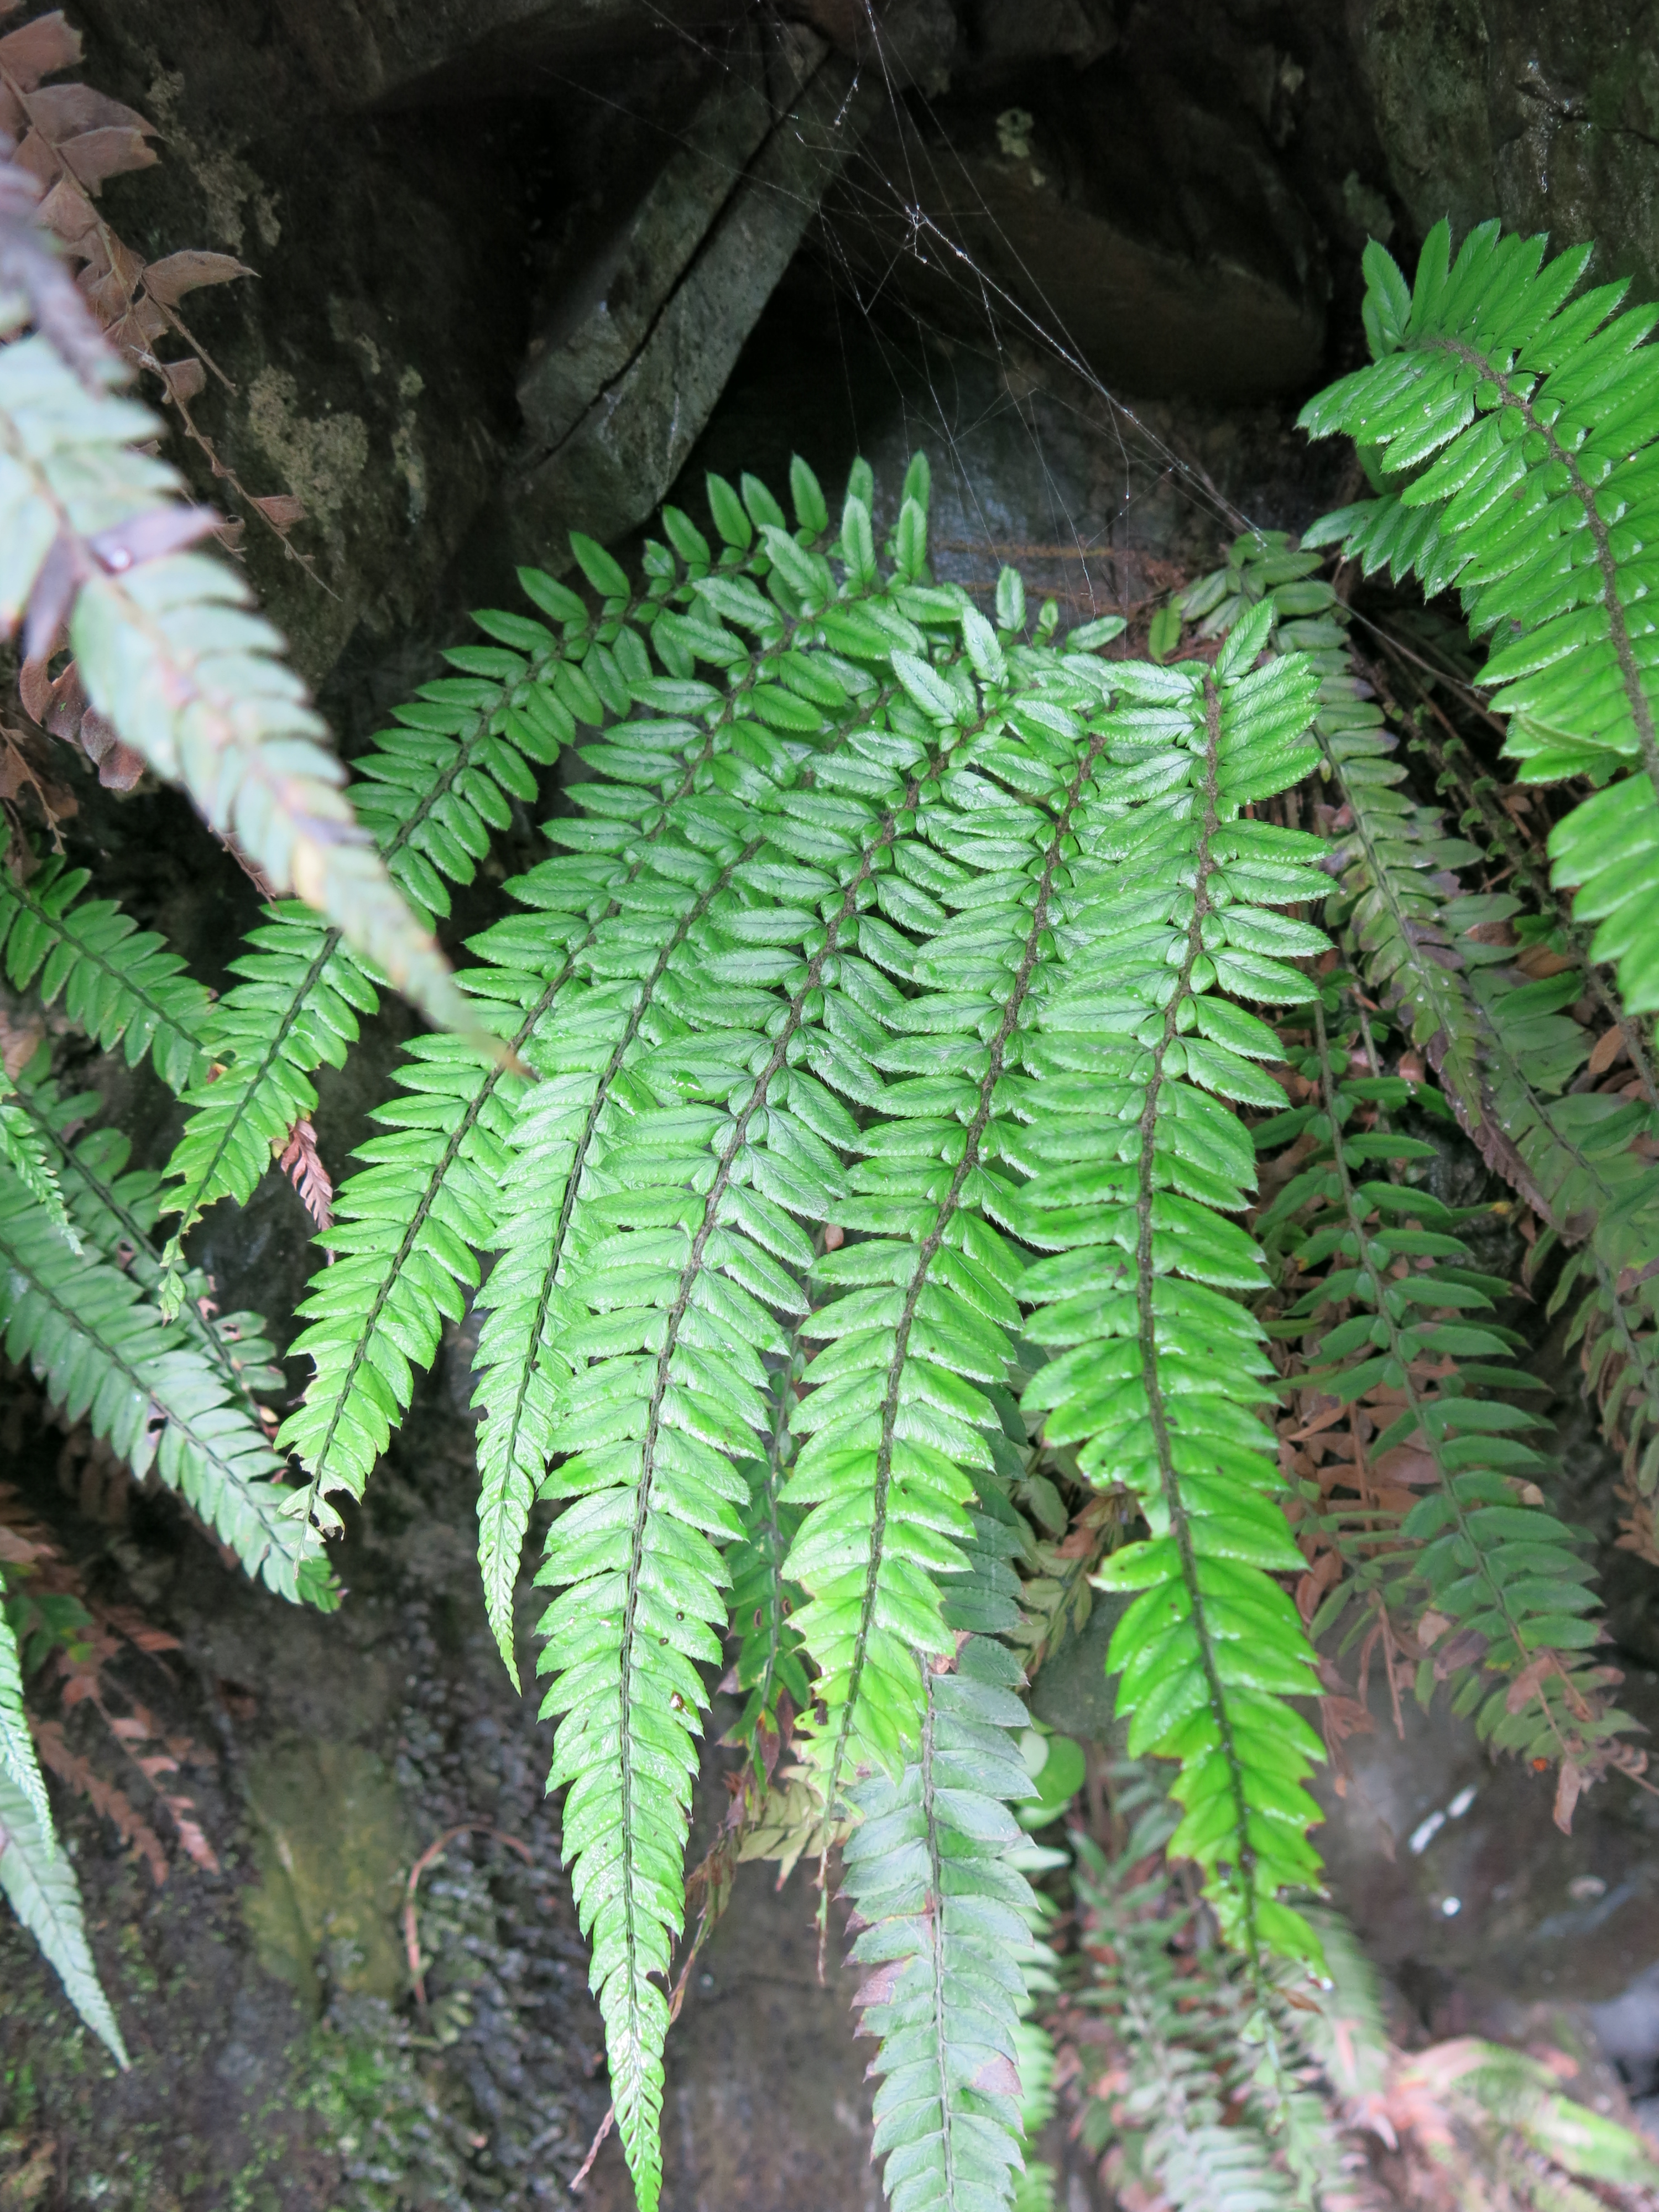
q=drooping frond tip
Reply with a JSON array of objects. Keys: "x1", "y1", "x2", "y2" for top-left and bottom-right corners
[{"x1": 0, "y1": 140, "x2": 477, "y2": 1045}]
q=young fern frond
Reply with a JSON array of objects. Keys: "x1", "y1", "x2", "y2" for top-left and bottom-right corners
[
  {"x1": 1411, "y1": 703, "x2": 1659, "y2": 1114},
  {"x1": 0, "y1": 1761, "x2": 127, "y2": 2065},
  {"x1": 1298, "y1": 220, "x2": 1659, "y2": 1011},
  {"x1": 842, "y1": 1635, "x2": 1044, "y2": 2212},
  {"x1": 0, "y1": 857, "x2": 211, "y2": 1095},
  {"x1": 0, "y1": 1165, "x2": 326, "y2": 1603}
]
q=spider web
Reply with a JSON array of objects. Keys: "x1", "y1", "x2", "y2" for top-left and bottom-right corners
[{"x1": 513, "y1": 1, "x2": 1342, "y2": 630}]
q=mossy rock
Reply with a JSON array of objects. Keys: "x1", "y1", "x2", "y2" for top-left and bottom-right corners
[{"x1": 242, "y1": 1740, "x2": 411, "y2": 2013}]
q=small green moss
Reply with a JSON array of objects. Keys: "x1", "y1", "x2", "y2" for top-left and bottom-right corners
[{"x1": 242, "y1": 1740, "x2": 411, "y2": 2013}]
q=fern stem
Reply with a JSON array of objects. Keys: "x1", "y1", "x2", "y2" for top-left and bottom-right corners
[
  {"x1": 917, "y1": 1657, "x2": 964, "y2": 2212},
  {"x1": 1133, "y1": 676, "x2": 1262, "y2": 1968}
]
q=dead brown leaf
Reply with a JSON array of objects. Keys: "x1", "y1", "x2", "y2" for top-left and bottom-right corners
[
  {"x1": 0, "y1": 9, "x2": 79, "y2": 91},
  {"x1": 142, "y1": 247, "x2": 253, "y2": 305},
  {"x1": 276, "y1": 1115, "x2": 335, "y2": 1234},
  {"x1": 1587, "y1": 1023, "x2": 1629, "y2": 1077}
]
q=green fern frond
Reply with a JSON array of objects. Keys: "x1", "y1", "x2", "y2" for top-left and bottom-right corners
[
  {"x1": 518, "y1": 465, "x2": 1035, "y2": 2204},
  {"x1": 5, "y1": 1065, "x2": 283, "y2": 1417},
  {"x1": 1017, "y1": 611, "x2": 1328, "y2": 1964},
  {"x1": 843, "y1": 1636, "x2": 1044, "y2": 2212},
  {"x1": 0, "y1": 1071, "x2": 76, "y2": 1249},
  {"x1": 0, "y1": 857, "x2": 211, "y2": 1094},
  {"x1": 532, "y1": 731, "x2": 924, "y2": 2208},
  {"x1": 781, "y1": 616, "x2": 1120, "y2": 1838},
  {"x1": 0, "y1": 1582, "x2": 51, "y2": 1844},
  {"x1": 228, "y1": 458, "x2": 895, "y2": 1575},
  {"x1": 160, "y1": 599, "x2": 570, "y2": 1249},
  {"x1": 0, "y1": 1166, "x2": 327, "y2": 1602},
  {"x1": 161, "y1": 903, "x2": 379, "y2": 1251},
  {"x1": 1299, "y1": 222, "x2": 1659, "y2": 1013},
  {"x1": 275, "y1": 1022, "x2": 525, "y2": 1526},
  {"x1": 0, "y1": 327, "x2": 467, "y2": 1040},
  {"x1": 473, "y1": 458, "x2": 933, "y2": 1678},
  {"x1": 1186, "y1": 534, "x2": 1491, "y2": 1116},
  {"x1": 0, "y1": 1763, "x2": 127, "y2": 2065},
  {"x1": 1433, "y1": 2041, "x2": 1659, "y2": 2197}
]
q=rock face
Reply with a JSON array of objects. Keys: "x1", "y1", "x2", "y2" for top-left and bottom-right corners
[
  {"x1": 507, "y1": 22, "x2": 877, "y2": 557},
  {"x1": 269, "y1": 0, "x2": 754, "y2": 105},
  {"x1": 1357, "y1": 0, "x2": 1659, "y2": 303}
]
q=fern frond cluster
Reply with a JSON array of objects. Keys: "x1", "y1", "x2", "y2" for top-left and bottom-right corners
[
  {"x1": 1071, "y1": 1765, "x2": 1354, "y2": 2212},
  {"x1": 1256, "y1": 988, "x2": 1629, "y2": 1774},
  {"x1": 7, "y1": 206, "x2": 1659, "y2": 2206},
  {"x1": 232, "y1": 451, "x2": 1337, "y2": 2203},
  {"x1": 1187, "y1": 499, "x2": 1659, "y2": 1648}
]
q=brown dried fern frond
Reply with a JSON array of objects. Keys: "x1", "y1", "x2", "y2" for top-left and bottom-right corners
[{"x1": 1, "y1": 1472, "x2": 218, "y2": 1880}]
